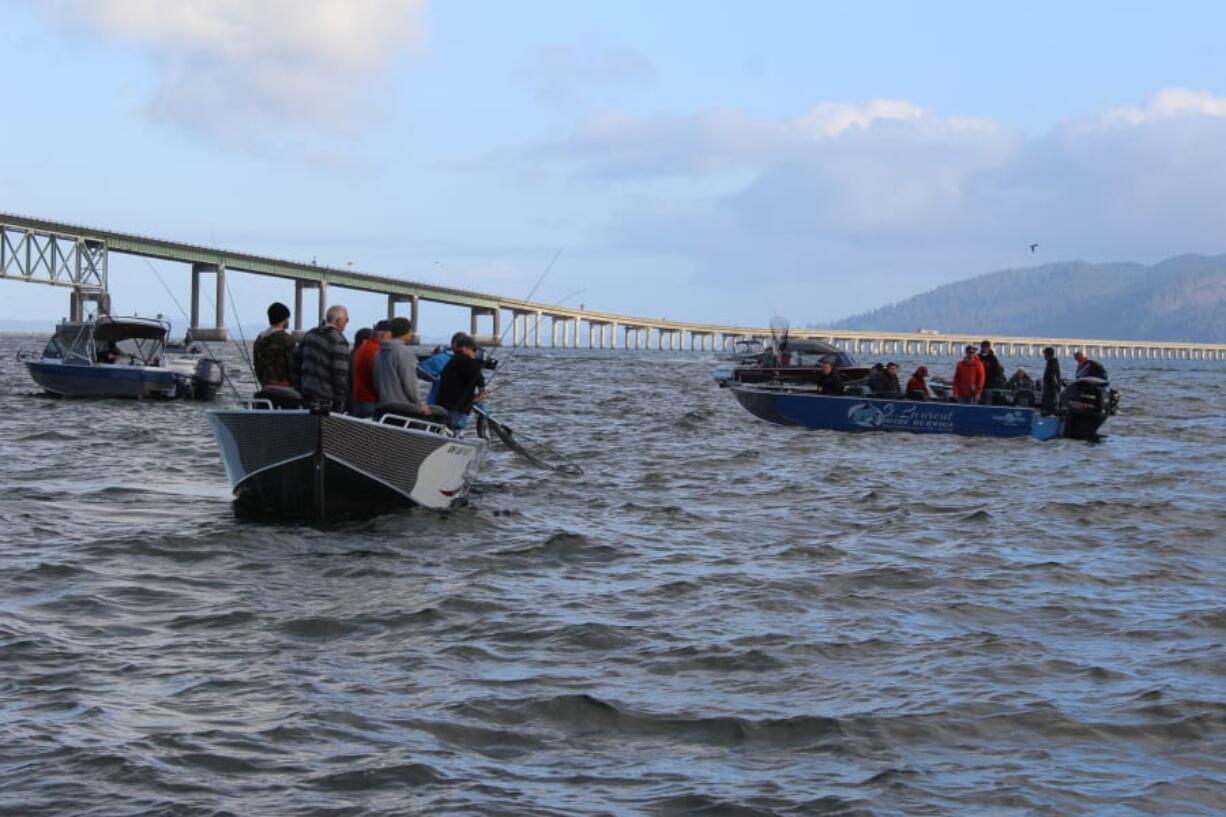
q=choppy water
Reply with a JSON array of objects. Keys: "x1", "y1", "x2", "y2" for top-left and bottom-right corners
[{"x1": 1, "y1": 333, "x2": 1224, "y2": 817}]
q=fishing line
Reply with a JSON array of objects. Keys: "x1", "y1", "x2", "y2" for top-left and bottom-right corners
[
  {"x1": 485, "y1": 286, "x2": 586, "y2": 394},
  {"x1": 485, "y1": 249, "x2": 563, "y2": 385},
  {"x1": 143, "y1": 259, "x2": 242, "y2": 398},
  {"x1": 222, "y1": 274, "x2": 258, "y2": 385}
]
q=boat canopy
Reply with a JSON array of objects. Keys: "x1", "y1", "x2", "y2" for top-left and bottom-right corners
[
  {"x1": 779, "y1": 338, "x2": 856, "y2": 367},
  {"x1": 93, "y1": 316, "x2": 169, "y2": 343},
  {"x1": 44, "y1": 316, "x2": 170, "y2": 365}
]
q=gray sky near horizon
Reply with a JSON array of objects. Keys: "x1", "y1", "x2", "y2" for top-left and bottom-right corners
[{"x1": 3, "y1": 1, "x2": 1226, "y2": 337}]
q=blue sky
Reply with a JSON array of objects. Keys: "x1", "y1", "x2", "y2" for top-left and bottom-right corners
[{"x1": 3, "y1": 1, "x2": 1226, "y2": 337}]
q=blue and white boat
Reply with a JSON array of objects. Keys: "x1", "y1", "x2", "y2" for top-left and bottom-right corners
[
  {"x1": 717, "y1": 337, "x2": 1117, "y2": 440},
  {"x1": 728, "y1": 383, "x2": 1068, "y2": 439},
  {"x1": 23, "y1": 315, "x2": 224, "y2": 400}
]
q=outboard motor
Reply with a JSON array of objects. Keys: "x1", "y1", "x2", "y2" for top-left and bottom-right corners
[
  {"x1": 1058, "y1": 377, "x2": 1116, "y2": 439},
  {"x1": 190, "y1": 358, "x2": 225, "y2": 400}
]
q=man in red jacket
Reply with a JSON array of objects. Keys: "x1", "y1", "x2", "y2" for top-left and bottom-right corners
[
  {"x1": 952, "y1": 344, "x2": 985, "y2": 404},
  {"x1": 350, "y1": 319, "x2": 391, "y2": 417}
]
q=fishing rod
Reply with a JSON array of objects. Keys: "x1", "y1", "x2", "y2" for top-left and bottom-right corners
[
  {"x1": 144, "y1": 259, "x2": 243, "y2": 398},
  {"x1": 483, "y1": 249, "x2": 563, "y2": 385},
  {"x1": 484, "y1": 286, "x2": 586, "y2": 394}
]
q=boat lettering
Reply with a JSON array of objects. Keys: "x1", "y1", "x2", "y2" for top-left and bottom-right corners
[{"x1": 848, "y1": 402, "x2": 955, "y2": 431}]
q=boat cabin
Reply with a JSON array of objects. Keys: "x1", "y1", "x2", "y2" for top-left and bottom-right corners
[
  {"x1": 42, "y1": 315, "x2": 171, "y2": 367},
  {"x1": 732, "y1": 338, "x2": 765, "y2": 356},
  {"x1": 777, "y1": 339, "x2": 856, "y2": 368}
]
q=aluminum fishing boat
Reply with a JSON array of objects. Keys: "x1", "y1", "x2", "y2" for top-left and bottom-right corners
[
  {"x1": 717, "y1": 338, "x2": 1117, "y2": 440},
  {"x1": 208, "y1": 392, "x2": 488, "y2": 521},
  {"x1": 23, "y1": 315, "x2": 223, "y2": 399}
]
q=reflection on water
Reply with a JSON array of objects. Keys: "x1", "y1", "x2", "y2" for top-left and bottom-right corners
[{"x1": 1, "y1": 334, "x2": 1223, "y2": 816}]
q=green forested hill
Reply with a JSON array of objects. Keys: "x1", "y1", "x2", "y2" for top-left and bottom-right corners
[{"x1": 833, "y1": 255, "x2": 1226, "y2": 343}]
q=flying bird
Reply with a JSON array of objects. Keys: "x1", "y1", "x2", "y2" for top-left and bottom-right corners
[{"x1": 1029, "y1": 243, "x2": 1039, "y2": 253}]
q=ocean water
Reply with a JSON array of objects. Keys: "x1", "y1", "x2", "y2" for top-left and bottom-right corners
[{"x1": 1, "y1": 334, "x2": 1223, "y2": 817}]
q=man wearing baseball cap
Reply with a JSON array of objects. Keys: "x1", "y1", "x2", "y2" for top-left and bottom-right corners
[
  {"x1": 952, "y1": 344, "x2": 985, "y2": 404},
  {"x1": 435, "y1": 333, "x2": 487, "y2": 430},
  {"x1": 372, "y1": 317, "x2": 429, "y2": 416}
]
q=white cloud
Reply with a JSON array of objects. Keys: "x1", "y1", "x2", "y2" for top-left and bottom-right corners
[
  {"x1": 31, "y1": 0, "x2": 427, "y2": 145},
  {"x1": 534, "y1": 99, "x2": 1016, "y2": 183},
  {"x1": 1096, "y1": 87, "x2": 1226, "y2": 127},
  {"x1": 510, "y1": 88, "x2": 1226, "y2": 315}
]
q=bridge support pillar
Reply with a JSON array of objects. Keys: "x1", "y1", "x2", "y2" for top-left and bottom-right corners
[
  {"x1": 188, "y1": 262, "x2": 227, "y2": 341},
  {"x1": 69, "y1": 287, "x2": 109, "y2": 321},
  {"x1": 387, "y1": 294, "x2": 421, "y2": 343},
  {"x1": 295, "y1": 281, "x2": 304, "y2": 331},
  {"x1": 468, "y1": 306, "x2": 500, "y2": 346}
]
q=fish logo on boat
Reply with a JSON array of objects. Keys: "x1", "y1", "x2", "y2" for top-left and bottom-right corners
[
  {"x1": 847, "y1": 403, "x2": 884, "y2": 428},
  {"x1": 993, "y1": 411, "x2": 1029, "y2": 427}
]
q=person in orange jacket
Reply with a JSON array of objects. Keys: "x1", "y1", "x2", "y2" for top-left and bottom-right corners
[{"x1": 952, "y1": 345, "x2": 985, "y2": 403}]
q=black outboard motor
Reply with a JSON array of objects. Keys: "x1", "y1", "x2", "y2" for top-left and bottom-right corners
[
  {"x1": 190, "y1": 358, "x2": 225, "y2": 400},
  {"x1": 1058, "y1": 377, "x2": 1117, "y2": 439}
]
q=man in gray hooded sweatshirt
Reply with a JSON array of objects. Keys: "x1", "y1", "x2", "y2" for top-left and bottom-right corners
[{"x1": 373, "y1": 317, "x2": 429, "y2": 415}]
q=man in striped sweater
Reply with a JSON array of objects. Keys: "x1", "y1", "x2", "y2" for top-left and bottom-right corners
[{"x1": 293, "y1": 304, "x2": 351, "y2": 412}]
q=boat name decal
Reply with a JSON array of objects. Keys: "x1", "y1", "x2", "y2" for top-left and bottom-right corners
[{"x1": 847, "y1": 402, "x2": 956, "y2": 431}]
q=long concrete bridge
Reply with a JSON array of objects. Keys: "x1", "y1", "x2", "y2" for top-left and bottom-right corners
[{"x1": 2, "y1": 211, "x2": 1224, "y2": 363}]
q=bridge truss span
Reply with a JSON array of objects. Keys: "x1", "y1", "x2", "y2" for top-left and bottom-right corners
[{"x1": 1, "y1": 220, "x2": 107, "y2": 293}]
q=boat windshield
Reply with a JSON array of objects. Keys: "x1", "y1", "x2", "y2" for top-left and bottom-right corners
[
  {"x1": 734, "y1": 339, "x2": 764, "y2": 354},
  {"x1": 50, "y1": 317, "x2": 169, "y2": 366},
  {"x1": 95, "y1": 320, "x2": 167, "y2": 365}
]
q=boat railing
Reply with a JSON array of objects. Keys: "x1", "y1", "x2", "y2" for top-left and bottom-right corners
[
  {"x1": 377, "y1": 412, "x2": 454, "y2": 437},
  {"x1": 235, "y1": 398, "x2": 277, "y2": 410}
]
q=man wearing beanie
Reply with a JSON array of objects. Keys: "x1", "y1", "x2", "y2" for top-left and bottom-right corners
[
  {"x1": 253, "y1": 301, "x2": 296, "y2": 386},
  {"x1": 373, "y1": 317, "x2": 429, "y2": 416}
]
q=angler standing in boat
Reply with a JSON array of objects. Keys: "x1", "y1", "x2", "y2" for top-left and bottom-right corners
[
  {"x1": 373, "y1": 318, "x2": 430, "y2": 417},
  {"x1": 1074, "y1": 351, "x2": 1108, "y2": 380},
  {"x1": 953, "y1": 345, "x2": 985, "y2": 404},
  {"x1": 978, "y1": 340, "x2": 1006, "y2": 403},
  {"x1": 351, "y1": 320, "x2": 390, "y2": 418},
  {"x1": 253, "y1": 302, "x2": 296, "y2": 387},
  {"x1": 1041, "y1": 346, "x2": 1061, "y2": 415},
  {"x1": 294, "y1": 304, "x2": 350, "y2": 412},
  {"x1": 436, "y1": 333, "x2": 487, "y2": 430}
]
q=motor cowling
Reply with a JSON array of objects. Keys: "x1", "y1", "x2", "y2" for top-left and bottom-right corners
[
  {"x1": 1059, "y1": 377, "x2": 1108, "y2": 415},
  {"x1": 191, "y1": 358, "x2": 224, "y2": 400},
  {"x1": 1058, "y1": 376, "x2": 1115, "y2": 439}
]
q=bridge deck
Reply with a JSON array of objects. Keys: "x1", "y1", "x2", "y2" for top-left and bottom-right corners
[{"x1": 2, "y1": 211, "x2": 1224, "y2": 360}]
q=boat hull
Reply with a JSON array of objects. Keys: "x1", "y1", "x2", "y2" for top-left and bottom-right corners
[
  {"x1": 207, "y1": 409, "x2": 487, "y2": 521},
  {"x1": 729, "y1": 385, "x2": 1062, "y2": 440},
  {"x1": 26, "y1": 359, "x2": 183, "y2": 398}
]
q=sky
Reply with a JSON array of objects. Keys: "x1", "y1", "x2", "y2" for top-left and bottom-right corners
[{"x1": 3, "y1": 0, "x2": 1226, "y2": 337}]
